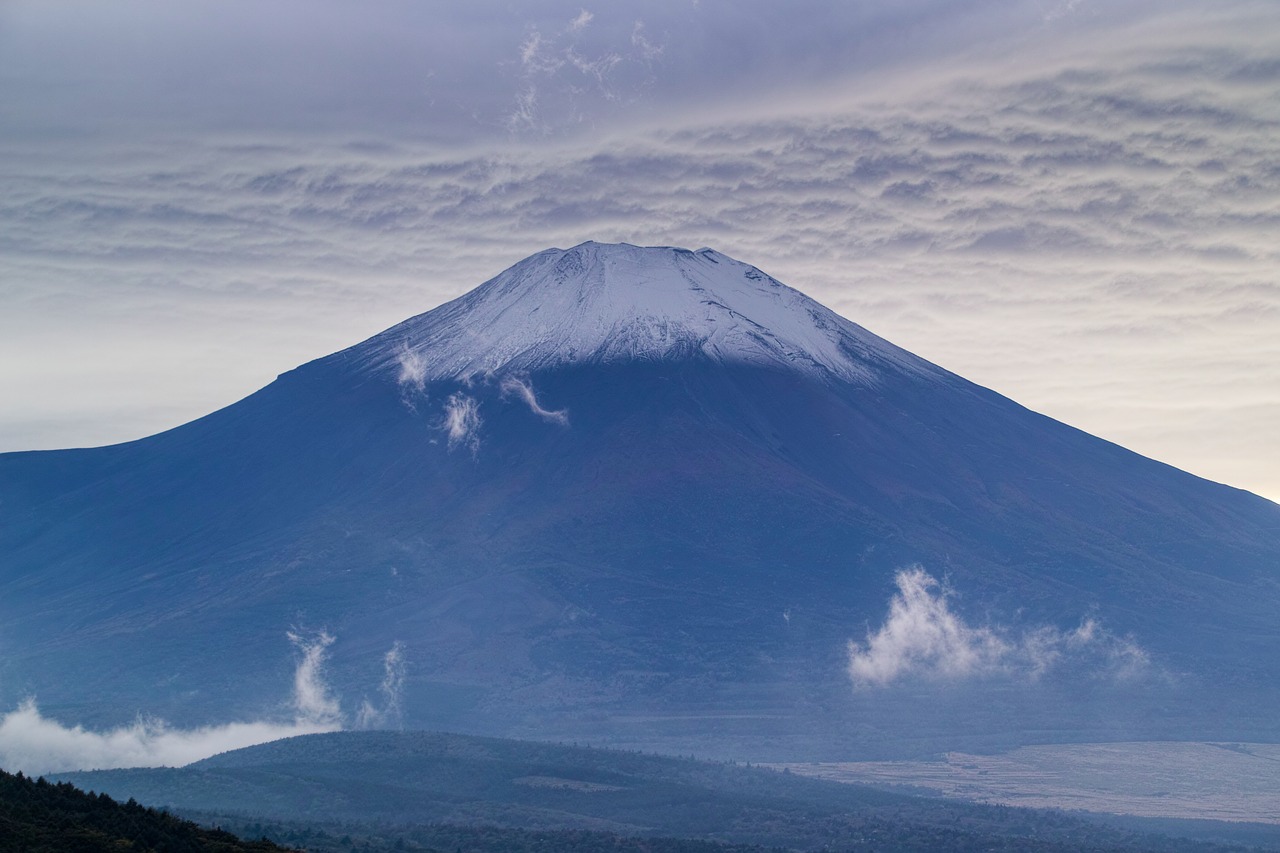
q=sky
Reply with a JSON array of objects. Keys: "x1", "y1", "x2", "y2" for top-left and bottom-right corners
[{"x1": 1, "y1": 0, "x2": 1277, "y2": 501}]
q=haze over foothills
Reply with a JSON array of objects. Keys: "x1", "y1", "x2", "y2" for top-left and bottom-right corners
[{"x1": 1, "y1": 0, "x2": 1278, "y2": 504}]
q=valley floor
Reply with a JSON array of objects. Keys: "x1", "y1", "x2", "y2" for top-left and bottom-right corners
[{"x1": 777, "y1": 742, "x2": 1280, "y2": 824}]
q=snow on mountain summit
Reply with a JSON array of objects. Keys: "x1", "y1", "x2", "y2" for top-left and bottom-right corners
[{"x1": 349, "y1": 242, "x2": 935, "y2": 385}]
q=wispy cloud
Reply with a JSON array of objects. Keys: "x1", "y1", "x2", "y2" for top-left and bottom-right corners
[
  {"x1": 443, "y1": 392, "x2": 482, "y2": 453},
  {"x1": 286, "y1": 630, "x2": 343, "y2": 726},
  {"x1": 0, "y1": 631, "x2": 355, "y2": 775},
  {"x1": 630, "y1": 21, "x2": 662, "y2": 63},
  {"x1": 355, "y1": 641, "x2": 407, "y2": 730},
  {"x1": 568, "y1": 9, "x2": 594, "y2": 34},
  {"x1": 847, "y1": 567, "x2": 1151, "y2": 687},
  {"x1": 505, "y1": 9, "x2": 662, "y2": 132},
  {"x1": 501, "y1": 374, "x2": 569, "y2": 425},
  {"x1": 396, "y1": 345, "x2": 428, "y2": 395},
  {"x1": 396, "y1": 343, "x2": 429, "y2": 412}
]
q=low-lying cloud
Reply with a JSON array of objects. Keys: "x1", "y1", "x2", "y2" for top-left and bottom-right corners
[
  {"x1": 0, "y1": 700, "x2": 336, "y2": 778},
  {"x1": 847, "y1": 567, "x2": 1150, "y2": 687},
  {"x1": 0, "y1": 632, "x2": 404, "y2": 775},
  {"x1": 501, "y1": 375, "x2": 569, "y2": 426}
]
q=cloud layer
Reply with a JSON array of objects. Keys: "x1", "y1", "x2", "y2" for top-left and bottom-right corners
[
  {"x1": 848, "y1": 568, "x2": 1151, "y2": 687},
  {"x1": 0, "y1": 632, "x2": 405, "y2": 775},
  {"x1": 0, "y1": 0, "x2": 1188, "y2": 143},
  {"x1": 0, "y1": 3, "x2": 1277, "y2": 499}
]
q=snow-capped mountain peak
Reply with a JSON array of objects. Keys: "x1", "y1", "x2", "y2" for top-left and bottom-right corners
[{"x1": 349, "y1": 242, "x2": 932, "y2": 385}]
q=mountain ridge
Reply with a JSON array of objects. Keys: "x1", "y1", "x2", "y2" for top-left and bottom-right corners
[{"x1": 333, "y1": 241, "x2": 940, "y2": 387}]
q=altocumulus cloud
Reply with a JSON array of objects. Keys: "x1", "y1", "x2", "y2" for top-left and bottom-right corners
[
  {"x1": 848, "y1": 567, "x2": 1151, "y2": 687},
  {"x1": 0, "y1": 632, "x2": 405, "y2": 775},
  {"x1": 0, "y1": 3, "x2": 1277, "y2": 499}
]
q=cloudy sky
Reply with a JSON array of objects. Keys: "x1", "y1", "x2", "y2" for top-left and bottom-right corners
[{"x1": 2, "y1": 0, "x2": 1277, "y2": 501}]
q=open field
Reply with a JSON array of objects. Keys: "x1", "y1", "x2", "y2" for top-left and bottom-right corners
[{"x1": 778, "y1": 743, "x2": 1280, "y2": 824}]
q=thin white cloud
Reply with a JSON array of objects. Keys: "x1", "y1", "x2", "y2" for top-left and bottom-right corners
[
  {"x1": 443, "y1": 392, "x2": 482, "y2": 453},
  {"x1": 396, "y1": 344, "x2": 428, "y2": 396},
  {"x1": 567, "y1": 49, "x2": 624, "y2": 97},
  {"x1": 396, "y1": 343, "x2": 429, "y2": 414},
  {"x1": 847, "y1": 567, "x2": 1152, "y2": 687},
  {"x1": 504, "y1": 8, "x2": 664, "y2": 132},
  {"x1": 630, "y1": 21, "x2": 662, "y2": 62},
  {"x1": 355, "y1": 641, "x2": 407, "y2": 730},
  {"x1": 500, "y1": 375, "x2": 569, "y2": 425},
  {"x1": 0, "y1": 631, "x2": 348, "y2": 775},
  {"x1": 286, "y1": 630, "x2": 343, "y2": 726}
]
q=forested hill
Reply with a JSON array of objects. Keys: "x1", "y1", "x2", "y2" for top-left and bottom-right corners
[
  {"x1": 55, "y1": 731, "x2": 1276, "y2": 853},
  {"x1": 0, "y1": 767, "x2": 294, "y2": 853}
]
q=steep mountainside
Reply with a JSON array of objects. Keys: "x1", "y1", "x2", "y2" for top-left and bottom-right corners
[{"x1": 1, "y1": 242, "x2": 1278, "y2": 755}]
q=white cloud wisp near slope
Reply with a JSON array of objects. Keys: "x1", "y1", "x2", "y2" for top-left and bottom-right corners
[
  {"x1": 501, "y1": 375, "x2": 570, "y2": 426},
  {"x1": 0, "y1": 631, "x2": 404, "y2": 775},
  {"x1": 848, "y1": 567, "x2": 1151, "y2": 687}
]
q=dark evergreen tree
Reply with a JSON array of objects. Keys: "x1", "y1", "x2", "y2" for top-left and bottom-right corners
[{"x1": 0, "y1": 767, "x2": 296, "y2": 853}]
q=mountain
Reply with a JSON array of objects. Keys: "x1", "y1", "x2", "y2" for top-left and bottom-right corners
[{"x1": 1, "y1": 241, "x2": 1278, "y2": 757}]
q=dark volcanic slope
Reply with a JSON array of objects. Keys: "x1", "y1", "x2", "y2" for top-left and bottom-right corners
[{"x1": 1, "y1": 243, "x2": 1278, "y2": 753}]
